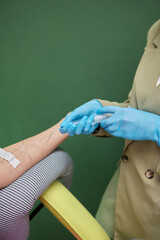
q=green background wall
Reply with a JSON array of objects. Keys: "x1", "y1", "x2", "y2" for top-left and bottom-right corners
[{"x1": 0, "y1": 0, "x2": 160, "y2": 239}]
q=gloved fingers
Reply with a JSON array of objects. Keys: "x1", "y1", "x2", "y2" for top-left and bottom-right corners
[
  {"x1": 100, "y1": 114, "x2": 117, "y2": 129},
  {"x1": 59, "y1": 128, "x2": 66, "y2": 134},
  {"x1": 61, "y1": 111, "x2": 78, "y2": 128},
  {"x1": 60, "y1": 122, "x2": 73, "y2": 134},
  {"x1": 87, "y1": 124, "x2": 99, "y2": 135},
  {"x1": 100, "y1": 118, "x2": 121, "y2": 138},
  {"x1": 61, "y1": 100, "x2": 103, "y2": 129},
  {"x1": 84, "y1": 114, "x2": 95, "y2": 132},
  {"x1": 105, "y1": 123, "x2": 119, "y2": 134},
  {"x1": 75, "y1": 116, "x2": 88, "y2": 135},
  {"x1": 94, "y1": 99, "x2": 103, "y2": 108},
  {"x1": 83, "y1": 114, "x2": 99, "y2": 134},
  {"x1": 68, "y1": 124, "x2": 77, "y2": 136},
  {"x1": 96, "y1": 106, "x2": 121, "y2": 115}
]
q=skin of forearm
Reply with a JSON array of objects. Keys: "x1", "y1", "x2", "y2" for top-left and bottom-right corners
[{"x1": 0, "y1": 119, "x2": 68, "y2": 189}]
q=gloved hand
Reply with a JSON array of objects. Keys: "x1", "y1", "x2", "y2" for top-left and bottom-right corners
[
  {"x1": 60, "y1": 100, "x2": 102, "y2": 136},
  {"x1": 97, "y1": 106, "x2": 160, "y2": 145}
]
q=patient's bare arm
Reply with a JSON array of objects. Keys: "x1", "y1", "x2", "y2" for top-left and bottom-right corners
[{"x1": 0, "y1": 118, "x2": 68, "y2": 189}]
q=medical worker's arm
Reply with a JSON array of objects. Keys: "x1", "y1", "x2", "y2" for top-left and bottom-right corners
[
  {"x1": 97, "y1": 106, "x2": 160, "y2": 145},
  {"x1": 0, "y1": 119, "x2": 68, "y2": 189}
]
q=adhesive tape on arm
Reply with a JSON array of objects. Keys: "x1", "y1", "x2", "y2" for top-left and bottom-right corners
[{"x1": 0, "y1": 148, "x2": 20, "y2": 168}]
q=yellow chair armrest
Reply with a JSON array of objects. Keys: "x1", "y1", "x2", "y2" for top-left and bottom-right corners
[{"x1": 39, "y1": 180, "x2": 110, "y2": 240}]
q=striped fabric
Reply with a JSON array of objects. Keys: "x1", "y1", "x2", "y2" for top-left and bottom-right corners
[{"x1": 0, "y1": 148, "x2": 73, "y2": 240}]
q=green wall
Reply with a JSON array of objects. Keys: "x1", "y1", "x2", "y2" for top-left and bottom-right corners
[{"x1": 0, "y1": 0, "x2": 160, "y2": 239}]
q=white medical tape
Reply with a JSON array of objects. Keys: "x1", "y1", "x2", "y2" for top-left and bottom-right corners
[{"x1": 0, "y1": 148, "x2": 20, "y2": 168}]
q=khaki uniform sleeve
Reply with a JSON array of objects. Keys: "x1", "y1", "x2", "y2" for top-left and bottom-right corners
[
  {"x1": 92, "y1": 90, "x2": 132, "y2": 137},
  {"x1": 146, "y1": 19, "x2": 160, "y2": 48}
]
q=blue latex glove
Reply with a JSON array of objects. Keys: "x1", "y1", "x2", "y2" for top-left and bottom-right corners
[
  {"x1": 97, "y1": 106, "x2": 160, "y2": 145},
  {"x1": 60, "y1": 100, "x2": 102, "y2": 136}
]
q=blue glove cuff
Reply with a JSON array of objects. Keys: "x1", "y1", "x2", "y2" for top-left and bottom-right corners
[{"x1": 154, "y1": 118, "x2": 160, "y2": 146}]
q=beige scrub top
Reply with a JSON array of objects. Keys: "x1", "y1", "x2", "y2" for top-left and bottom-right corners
[{"x1": 94, "y1": 19, "x2": 160, "y2": 240}]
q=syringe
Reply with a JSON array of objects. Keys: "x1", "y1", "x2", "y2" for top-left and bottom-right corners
[{"x1": 72, "y1": 113, "x2": 113, "y2": 126}]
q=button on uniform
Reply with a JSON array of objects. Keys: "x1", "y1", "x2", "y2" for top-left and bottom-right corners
[
  {"x1": 145, "y1": 169, "x2": 154, "y2": 179},
  {"x1": 122, "y1": 154, "x2": 129, "y2": 163}
]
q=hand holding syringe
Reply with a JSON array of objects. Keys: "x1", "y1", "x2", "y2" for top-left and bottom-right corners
[
  {"x1": 60, "y1": 112, "x2": 113, "y2": 136},
  {"x1": 71, "y1": 113, "x2": 113, "y2": 126},
  {"x1": 60, "y1": 100, "x2": 112, "y2": 135}
]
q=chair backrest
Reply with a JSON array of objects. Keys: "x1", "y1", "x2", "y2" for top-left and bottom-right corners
[{"x1": 39, "y1": 180, "x2": 110, "y2": 240}]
